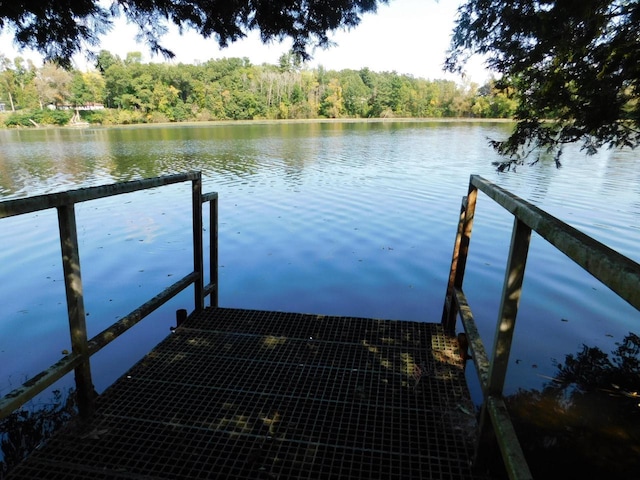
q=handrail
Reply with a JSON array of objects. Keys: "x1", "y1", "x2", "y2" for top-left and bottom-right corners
[
  {"x1": 0, "y1": 172, "x2": 218, "y2": 420},
  {"x1": 471, "y1": 175, "x2": 640, "y2": 310},
  {"x1": 442, "y1": 174, "x2": 640, "y2": 480},
  {"x1": 0, "y1": 172, "x2": 200, "y2": 218}
]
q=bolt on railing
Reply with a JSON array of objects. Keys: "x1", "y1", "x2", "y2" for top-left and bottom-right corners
[
  {"x1": 0, "y1": 172, "x2": 218, "y2": 421},
  {"x1": 442, "y1": 174, "x2": 640, "y2": 480}
]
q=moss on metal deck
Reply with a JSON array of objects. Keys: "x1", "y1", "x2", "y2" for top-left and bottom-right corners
[{"x1": 7, "y1": 307, "x2": 484, "y2": 479}]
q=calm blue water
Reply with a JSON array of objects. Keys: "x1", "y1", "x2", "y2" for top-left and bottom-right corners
[{"x1": 0, "y1": 121, "x2": 639, "y2": 405}]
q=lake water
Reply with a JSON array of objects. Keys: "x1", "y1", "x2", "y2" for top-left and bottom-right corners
[{"x1": 1, "y1": 120, "x2": 639, "y2": 411}]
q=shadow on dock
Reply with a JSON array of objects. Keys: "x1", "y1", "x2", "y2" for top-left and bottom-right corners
[{"x1": 6, "y1": 307, "x2": 484, "y2": 479}]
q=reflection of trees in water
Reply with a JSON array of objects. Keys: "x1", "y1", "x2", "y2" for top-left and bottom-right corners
[
  {"x1": 0, "y1": 389, "x2": 76, "y2": 478},
  {"x1": 505, "y1": 333, "x2": 640, "y2": 479}
]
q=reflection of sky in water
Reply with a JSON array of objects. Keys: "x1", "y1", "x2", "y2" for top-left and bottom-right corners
[{"x1": 0, "y1": 122, "x2": 638, "y2": 405}]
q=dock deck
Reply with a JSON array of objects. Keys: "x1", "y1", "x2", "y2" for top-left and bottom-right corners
[{"x1": 6, "y1": 307, "x2": 483, "y2": 479}]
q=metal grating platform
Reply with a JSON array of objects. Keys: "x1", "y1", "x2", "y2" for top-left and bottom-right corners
[{"x1": 6, "y1": 307, "x2": 485, "y2": 479}]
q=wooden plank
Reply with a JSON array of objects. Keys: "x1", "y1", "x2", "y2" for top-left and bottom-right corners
[
  {"x1": 454, "y1": 288, "x2": 490, "y2": 391},
  {"x1": 442, "y1": 196, "x2": 467, "y2": 331},
  {"x1": 57, "y1": 204, "x2": 94, "y2": 420},
  {"x1": 201, "y1": 192, "x2": 218, "y2": 203},
  {"x1": 456, "y1": 186, "x2": 478, "y2": 291},
  {"x1": 442, "y1": 185, "x2": 478, "y2": 332},
  {"x1": 191, "y1": 175, "x2": 204, "y2": 311},
  {"x1": 0, "y1": 353, "x2": 83, "y2": 419},
  {"x1": 486, "y1": 218, "x2": 531, "y2": 395},
  {"x1": 87, "y1": 273, "x2": 198, "y2": 355},
  {"x1": 0, "y1": 172, "x2": 200, "y2": 218},
  {"x1": 486, "y1": 396, "x2": 534, "y2": 480},
  {"x1": 209, "y1": 196, "x2": 219, "y2": 307}
]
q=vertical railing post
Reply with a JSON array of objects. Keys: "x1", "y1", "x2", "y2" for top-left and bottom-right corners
[
  {"x1": 210, "y1": 195, "x2": 219, "y2": 307},
  {"x1": 442, "y1": 181, "x2": 478, "y2": 333},
  {"x1": 57, "y1": 204, "x2": 94, "y2": 420},
  {"x1": 475, "y1": 217, "x2": 532, "y2": 465},
  {"x1": 487, "y1": 217, "x2": 532, "y2": 393},
  {"x1": 192, "y1": 174, "x2": 204, "y2": 311},
  {"x1": 442, "y1": 197, "x2": 467, "y2": 331}
]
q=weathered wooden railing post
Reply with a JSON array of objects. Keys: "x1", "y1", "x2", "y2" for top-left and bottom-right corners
[
  {"x1": 200, "y1": 192, "x2": 219, "y2": 308},
  {"x1": 440, "y1": 174, "x2": 639, "y2": 479},
  {"x1": 442, "y1": 181, "x2": 478, "y2": 333},
  {"x1": 192, "y1": 174, "x2": 204, "y2": 311},
  {"x1": 487, "y1": 218, "x2": 531, "y2": 393},
  {"x1": 209, "y1": 194, "x2": 219, "y2": 307},
  {"x1": 0, "y1": 172, "x2": 218, "y2": 421},
  {"x1": 57, "y1": 203, "x2": 95, "y2": 420},
  {"x1": 475, "y1": 217, "x2": 532, "y2": 478}
]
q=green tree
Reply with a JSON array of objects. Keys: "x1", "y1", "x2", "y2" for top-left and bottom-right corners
[
  {"x1": 0, "y1": 56, "x2": 38, "y2": 111},
  {"x1": 319, "y1": 77, "x2": 345, "y2": 118},
  {"x1": 161, "y1": 64, "x2": 196, "y2": 104},
  {"x1": 472, "y1": 79, "x2": 517, "y2": 119},
  {"x1": 340, "y1": 70, "x2": 371, "y2": 117},
  {"x1": 69, "y1": 71, "x2": 105, "y2": 107},
  {"x1": 0, "y1": 55, "x2": 17, "y2": 111},
  {"x1": 83, "y1": 71, "x2": 106, "y2": 105},
  {"x1": 449, "y1": 80, "x2": 477, "y2": 117},
  {"x1": 95, "y1": 50, "x2": 121, "y2": 74},
  {"x1": 278, "y1": 50, "x2": 303, "y2": 73},
  {"x1": 124, "y1": 52, "x2": 143, "y2": 66},
  {"x1": 151, "y1": 82, "x2": 182, "y2": 120},
  {"x1": 407, "y1": 79, "x2": 439, "y2": 117},
  {"x1": 3, "y1": 47, "x2": 521, "y2": 126},
  {"x1": 368, "y1": 72, "x2": 394, "y2": 117},
  {"x1": 69, "y1": 71, "x2": 89, "y2": 106},
  {"x1": 447, "y1": 0, "x2": 640, "y2": 167},
  {"x1": 103, "y1": 62, "x2": 133, "y2": 109},
  {"x1": 431, "y1": 80, "x2": 458, "y2": 117},
  {"x1": 12, "y1": 57, "x2": 39, "y2": 109},
  {"x1": 290, "y1": 70, "x2": 319, "y2": 118},
  {"x1": 130, "y1": 72, "x2": 155, "y2": 112}
]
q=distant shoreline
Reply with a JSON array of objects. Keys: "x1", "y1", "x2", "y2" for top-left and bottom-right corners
[{"x1": 0, "y1": 115, "x2": 515, "y2": 130}]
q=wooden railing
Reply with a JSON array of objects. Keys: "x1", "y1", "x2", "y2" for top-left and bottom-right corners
[
  {"x1": 442, "y1": 174, "x2": 640, "y2": 480},
  {"x1": 0, "y1": 172, "x2": 218, "y2": 421}
]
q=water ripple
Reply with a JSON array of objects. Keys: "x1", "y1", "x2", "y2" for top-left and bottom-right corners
[{"x1": 1, "y1": 121, "x2": 639, "y2": 396}]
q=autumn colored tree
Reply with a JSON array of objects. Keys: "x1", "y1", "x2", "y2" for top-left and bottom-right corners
[{"x1": 2, "y1": 51, "x2": 515, "y2": 125}]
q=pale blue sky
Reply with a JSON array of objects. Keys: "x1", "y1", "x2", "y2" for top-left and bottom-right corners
[{"x1": 0, "y1": 0, "x2": 489, "y2": 82}]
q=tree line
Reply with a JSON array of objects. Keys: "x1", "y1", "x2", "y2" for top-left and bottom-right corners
[
  {"x1": 2, "y1": 1, "x2": 637, "y2": 162},
  {"x1": 0, "y1": 51, "x2": 516, "y2": 127}
]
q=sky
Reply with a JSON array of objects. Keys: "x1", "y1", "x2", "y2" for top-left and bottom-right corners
[{"x1": 0, "y1": 0, "x2": 490, "y2": 83}]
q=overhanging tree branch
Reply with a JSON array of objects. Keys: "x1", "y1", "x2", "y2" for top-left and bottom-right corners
[
  {"x1": 447, "y1": 0, "x2": 640, "y2": 167},
  {"x1": 0, "y1": 0, "x2": 387, "y2": 68}
]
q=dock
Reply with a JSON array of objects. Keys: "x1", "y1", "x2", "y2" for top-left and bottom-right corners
[
  {"x1": 5, "y1": 307, "x2": 481, "y2": 479},
  {"x1": 3, "y1": 172, "x2": 638, "y2": 479}
]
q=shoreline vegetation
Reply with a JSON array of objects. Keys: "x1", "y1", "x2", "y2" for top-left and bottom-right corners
[
  {"x1": 0, "y1": 115, "x2": 515, "y2": 130},
  {"x1": 0, "y1": 52, "x2": 517, "y2": 129}
]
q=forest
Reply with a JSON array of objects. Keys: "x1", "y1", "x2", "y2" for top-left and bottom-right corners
[{"x1": 0, "y1": 51, "x2": 516, "y2": 127}]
